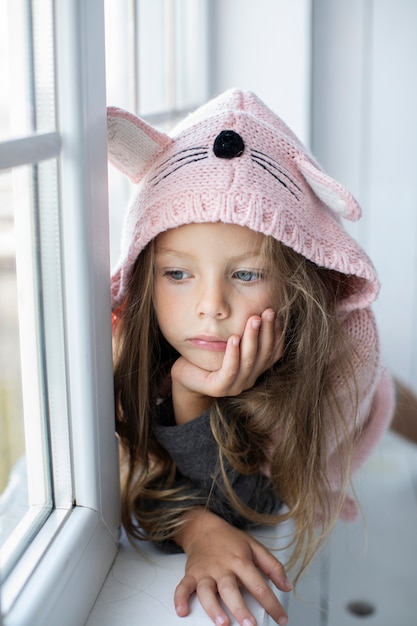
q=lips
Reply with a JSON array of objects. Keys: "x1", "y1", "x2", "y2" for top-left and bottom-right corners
[{"x1": 188, "y1": 335, "x2": 228, "y2": 352}]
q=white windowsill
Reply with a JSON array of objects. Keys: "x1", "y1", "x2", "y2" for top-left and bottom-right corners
[
  {"x1": 3, "y1": 506, "x2": 118, "y2": 626},
  {"x1": 87, "y1": 431, "x2": 417, "y2": 626},
  {"x1": 86, "y1": 524, "x2": 292, "y2": 626}
]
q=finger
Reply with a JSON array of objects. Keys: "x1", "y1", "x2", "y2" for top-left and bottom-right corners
[
  {"x1": 244, "y1": 544, "x2": 291, "y2": 625},
  {"x1": 256, "y1": 309, "x2": 276, "y2": 363},
  {"x1": 239, "y1": 311, "x2": 277, "y2": 383},
  {"x1": 195, "y1": 577, "x2": 231, "y2": 626},
  {"x1": 238, "y1": 315, "x2": 262, "y2": 373},
  {"x1": 258, "y1": 309, "x2": 284, "y2": 365},
  {"x1": 251, "y1": 543, "x2": 292, "y2": 592},
  {"x1": 238, "y1": 566, "x2": 289, "y2": 626},
  {"x1": 216, "y1": 574, "x2": 257, "y2": 626},
  {"x1": 174, "y1": 574, "x2": 196, "y2": 617},
  {"x1": 210, "y1": 335, "x2": 241, "y2": 389}
]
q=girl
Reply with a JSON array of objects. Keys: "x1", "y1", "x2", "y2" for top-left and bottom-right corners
[{"x1": 108, "y1": 90, "x2": 394, "y2": 626}]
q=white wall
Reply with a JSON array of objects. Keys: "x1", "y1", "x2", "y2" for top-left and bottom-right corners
[
  {"x1": 312, "y1": 0, "x2": 417, "y2": 392},
  {"x1": 211, "y1": 0, "x2": 312, "y2": 144}
]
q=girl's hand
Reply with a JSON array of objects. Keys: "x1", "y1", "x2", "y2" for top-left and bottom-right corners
[
  {"x1": 171, "y1": 308, "x2": 283, "y2": 422},
  {"x1": 174, "y1": 509, "x2": 291, "y2": 626}
]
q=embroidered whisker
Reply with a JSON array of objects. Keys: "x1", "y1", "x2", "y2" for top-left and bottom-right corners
[
  {"x1": 154, "y1": 146, "x2": 209, "y2": 171},
  {"x1": 152, "y1": 155, "x2": 209, "y2": 187},
  {"x1": 251, "y1": 157, "x2": 300, "y2": 199},
  {"x1": 150, "y1": 148, "x2": 209, "y2": 184},
  {"x1": 251, "y1": 149, "x2": 302, "y2": 193}
]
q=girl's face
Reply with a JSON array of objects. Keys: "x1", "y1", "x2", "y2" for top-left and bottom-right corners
[{"x1": 153, "y1": 222, "x2": 283, "y2": 372}]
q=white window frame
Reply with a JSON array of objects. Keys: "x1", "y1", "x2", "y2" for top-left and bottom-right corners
[{"x1": 1, "y1": 1, "x2": 120, "y2": 624}]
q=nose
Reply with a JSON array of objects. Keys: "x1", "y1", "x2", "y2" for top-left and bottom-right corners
[{"x1": 196, "y1": 281, "x2": 230, "y2": 319}]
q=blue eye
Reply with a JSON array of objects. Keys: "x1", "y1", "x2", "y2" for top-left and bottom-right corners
[
  {"x1": 234, "y1": 270, "x2": 263, "y2": 282},
  {"x1": 164, "y1": 269, "x2": 189, "y2": 281}
]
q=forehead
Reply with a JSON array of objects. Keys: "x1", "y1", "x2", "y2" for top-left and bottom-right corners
[{"x1": 155, "y1": 222, "x2": 266, "y2": 256}]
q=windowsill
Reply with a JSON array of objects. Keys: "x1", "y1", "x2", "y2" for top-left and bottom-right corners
[
  {"x1": 2, "y1": 506, "x2": 118, "y2": 626},
  {"x1": 5, "y1": 431, "x2": 417, "y2": 625},
  {"x1": 87, "y1": 431, "x2": 417, "y2": 625},
  {"x1": 86, "y1": 524, "x2": 292, "y2": 626}
]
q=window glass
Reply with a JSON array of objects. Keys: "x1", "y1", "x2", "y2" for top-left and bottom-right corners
[
  {"x1": 0, "y1": 0, "x2": 67, "y2": 582},
  {"x1": 0, "y1": 170, "x2": 27, "y2": 547},
  {"x1": 0, "y1": 3, "x2": 11, "y2": 139},
  {"x1": 6, "y1": 0, "x2": 56, "y2": 136},
  {"x1": 174, "y1": 0, "x2": 209, "y2": 110},
  {"x1": 138, "y1": 0, "x2": 168, "y2": 115},
  {"x1": 0, "y1": 162, "x2": 53, "y2": 580}
]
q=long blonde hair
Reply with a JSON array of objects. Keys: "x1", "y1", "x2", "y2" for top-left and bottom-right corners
[{"x1": 113, "y1": 232, "x2": 358, "y2": 581}]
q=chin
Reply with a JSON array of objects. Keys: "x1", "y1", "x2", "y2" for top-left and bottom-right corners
[{"x1": 190, "y1": 353, "x2": 225, "y2": 373}]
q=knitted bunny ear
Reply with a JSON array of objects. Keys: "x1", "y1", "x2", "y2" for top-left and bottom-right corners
[
  {"x1": 296, "y1": 156, "x2": 361, "y2": 221},
  {"x1": 107, "y1": 107, "x2": 174, "y2": 183}
]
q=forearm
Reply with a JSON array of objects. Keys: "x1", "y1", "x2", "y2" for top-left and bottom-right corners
[
  {"x1": 171, "y1": 377, "x2": 213, "y2": 424},
  {"x1": 174, "y1": 507, "x2": 225, "y2": 553}
]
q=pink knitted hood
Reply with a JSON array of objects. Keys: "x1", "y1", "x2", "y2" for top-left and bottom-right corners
[{"x1": 108, "y1": 89, "x2": 379, "y2": 311}]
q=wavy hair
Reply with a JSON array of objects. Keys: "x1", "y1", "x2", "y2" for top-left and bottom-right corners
[{"x1": 113, "y1": 233, "x2": 359, "y2": 581}]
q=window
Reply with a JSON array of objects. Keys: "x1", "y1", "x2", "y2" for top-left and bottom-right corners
[
  {"x1": 1, "y1": 0, "x2": 58, "y2": 581},
  {"x1": 104, "y1": 0, "x2": 210, "y2": 264},
  {"x1": 1, "y1": 1, "x2": 211, "y2": 623},
  {"x1": 1, "y1": 1, "x2": 119, "y2": 623}
]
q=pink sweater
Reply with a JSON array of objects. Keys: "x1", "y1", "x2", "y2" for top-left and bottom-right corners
[{"x1": 324, "y1": 308, "x2": 394, "y2": 520}]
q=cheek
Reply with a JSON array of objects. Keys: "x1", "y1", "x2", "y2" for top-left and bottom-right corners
[
  {"x1": 262, "y1": 282, "x2": 283, "y2": 310},
  {"x1": 153, "y1": 290, "x2": 168, "y2": 331},
  {"x1": 153, "y1": 289, "x2": 184, "y2": 333},
  {"x1": 239, "y1": 286, "x2": 279, "y2": 314}
]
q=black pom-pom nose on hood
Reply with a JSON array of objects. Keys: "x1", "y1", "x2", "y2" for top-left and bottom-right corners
[{"x1": 213, "y1": 130, "x2": 245, "y2": 159}]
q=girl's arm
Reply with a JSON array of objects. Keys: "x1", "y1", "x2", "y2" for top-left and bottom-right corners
[
  {"x1": 167, "y1": 309, "x2": 287, "y2": 625},
  {"x1": 173, "y1": 508, "x2": 291, "y2": 626}
]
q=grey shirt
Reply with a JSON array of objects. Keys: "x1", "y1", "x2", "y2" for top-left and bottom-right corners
[{"x1": 152, "y1": 398, "x2": 282, "y2": 529}]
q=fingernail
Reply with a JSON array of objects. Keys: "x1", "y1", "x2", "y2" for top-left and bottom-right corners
[
  {"x1": 251, "y1": 318, "x2": 261, "y2": 330},
  {"x1": 175, "y1": 603, "x2": 188, "y2": 617},
  {"x1": 278, "y1": 617, "x2": 288, "y2": 626},
  {"x1": 265, "y1": 310, "x2": 275, "y2": 322},
  {"x1": 215, "y1": 617, "x2": 228, "y2": 626},
  {"x1": 242, "y1": 619, "x2": 255, "y2": 626}
]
